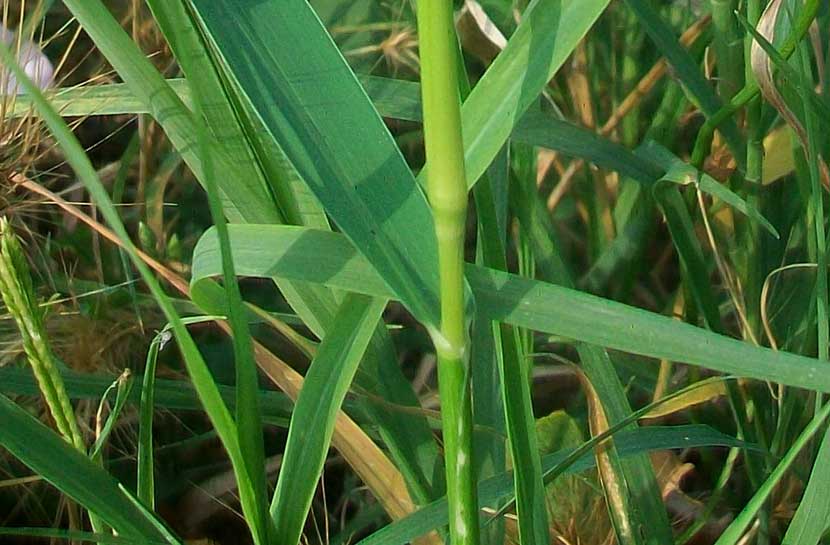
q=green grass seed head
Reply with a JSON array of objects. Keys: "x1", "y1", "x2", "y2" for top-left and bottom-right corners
[{"x1": 0, "y1": 216, "x2": 83, "y2": 450}]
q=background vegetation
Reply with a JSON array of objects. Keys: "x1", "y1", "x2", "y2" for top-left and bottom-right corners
[{"x1": 0, "y1": 0, "x2": 829, "y2": 544}]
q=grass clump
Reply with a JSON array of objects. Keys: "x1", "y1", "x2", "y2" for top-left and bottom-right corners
[{"x1": 2, "y1": 1, "x2": 830, "y2": 544}]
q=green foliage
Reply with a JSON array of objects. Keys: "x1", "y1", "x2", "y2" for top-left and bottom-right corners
[{"x1": 3, "y1": 1, "x2": 830, "y2": 544}]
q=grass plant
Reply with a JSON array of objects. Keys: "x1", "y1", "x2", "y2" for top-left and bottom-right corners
[{"x1": 1, "y1": 1, "x2": 830, "y2": 544}]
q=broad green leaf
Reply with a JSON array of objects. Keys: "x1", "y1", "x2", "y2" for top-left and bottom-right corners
[
  {"x1": 190, "y1": 0, "x2": 441, "y2": 327},
  {"x1": 144, "y1": 0, "x2": 285, "y2": 222},
  {"x1": 0, "y1": 393, "x2": 177, "y2": 543},
  {"x1": 191, "y1": 227, "x2": 392, "y2": 301},
  {"x1": 535, "y1": 411, "x2": 583, "y2": 455},
  {"x1": 62, "y1": 0, "x2": 443, "y2": 508},
  {"x1": 469, "y1": 267, "x2": 828, "y2": 391},
  {"x1": 182, "y1": 0, "x2": 444, "y2": 504},
  {"x1": 153, "y1": 0, "x2": 330, "y2": 232},
  {"x1": 192, "y1": 225, "x2": 830, "y2": 393},
  {"x1": 8, "y1": 76, "x2": 414, "y2": 121},
  {"x1": 535, "y1": 411, "x2": 586, "y2": 527},
  {"x1": 270, "y1": 294, "x2": 387, "y2": 545},
  {"x1": 21, "y1": 77, "x2": 665, "y2": 187},
  {"x1": 175, "y1": 3, "x2": 447, "y2": 499},
  {"x1": 61, "y1": 0, "x2": 279, "y2": 224},
  {"x1": 7, "y1": 81, "x2": 191, "y2": 117}
]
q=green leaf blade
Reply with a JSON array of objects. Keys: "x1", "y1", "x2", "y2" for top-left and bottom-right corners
[
  {"x1": 190, "y1": 0, "x2": 441, "y2": 327},
  {"x1": 0, "y1": 394, "x2": 177, "y2": 543},
  {"x1": 192, "y1": 225, "x2": 830, "y2": 393},
  {"x1": 270, "y1": 294, "x2": 387, "y2": 545}
]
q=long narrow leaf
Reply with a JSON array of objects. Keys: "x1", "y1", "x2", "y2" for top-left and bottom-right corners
[
  {"x1": 138, "y1": 335, "x2": 161, "y2": 508},
  {"x1": 509, "y1": 165, "x2": 673, "y2": 543},
  {"x1": 475, "y1": 162, "x2": 547, "y2": 543},
  {"x1": 0, "y1": 366, "x2": 293, "y2": 423},
  {"x1": 781, "y1": 426, "x2": 830, "y2": 544},
  {"x1": 19, "y1": 77, "x2": 665, "y2": 186},
  {"x1": 0, "y1": 29, "x2": 257, "y2": 545},
  {"x1": 0, "y1": 394, "x2": 176, "y2": 543},
  {"x1": 192, "y1": 225, "x2": 830, "y2": 392},
  {"x1": 452, "y1": 0, "x2": 610, "y2": 190},
  {"x1": 153, "y1": 3, "x2": 272, "y2": 539},
  {"x1": 61, "y1": 0, "x2": 279, "y2": 224},
  {"x1": 187, "y1": 2, "x2": 443, "y2": 501},
  {"x1": 270, "y1": 294, "x2": 387, "y2": 544},
  {"x1": 62, "y1": 0, "x2": 443, "y2": 508}
]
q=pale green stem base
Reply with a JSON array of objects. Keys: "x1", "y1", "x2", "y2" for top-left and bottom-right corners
[{"x1": 436, "y1": 352, "x2": 480, "y2": 545}]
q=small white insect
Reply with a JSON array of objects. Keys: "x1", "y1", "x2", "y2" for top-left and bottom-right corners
[
  {"x1": 0, "y1": 23, "x2": 54, "y2": 95},
  {"x1": 158, "y1": 330, "x2": 174, "y2": 351}
]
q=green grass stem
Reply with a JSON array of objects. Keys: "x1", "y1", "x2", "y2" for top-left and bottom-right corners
[{"x1": 416, "y1": 1, "x2": 479, "y2": 544}]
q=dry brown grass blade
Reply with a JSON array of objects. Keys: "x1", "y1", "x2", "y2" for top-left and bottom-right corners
[
  {"x1": 576, "y1": 369, "x2": 636, "y2": 545},
  {"x1": 249, "y1": 340, "x2": 429, "y2": 525},
  {"x1": 751, "y1": 1, "x2": 800, "y2": 142},
  {"x1": 600, "y1": 14, "x2": 710, "y2": 138},
  {"x1": 809, "y1": 22, "x2": 824, "y2": 90},
  {"x1": 651, "y1": 294, "x2": 685, "y2": 403},
  {"x1": 12, "y1": 173, "x2": 187, "y2": 292},
  {"x1": 536, "y1": 149, "x2": 566, "y2": 186},
  {"x1": 760, "y1": 263, "x2": 819, "y2": 351},
  {"x1": 544, "y1": 14, "x2": 711, "y2": 210},
  {"x1": 642, "y1": 380, "x2": 726, "y2": 420},
  {"x1": 750, "y1": 0, "x2": 830, "y2": 189},
  {"x1": 696, "y1": 189, "x2": 758, "y2": 344},
  {"x1": 562, "y1": 40, "x2": 615, "y2": 241},
  {"x1": 457, "y1": 0, "x2": 507, "y2": 65},
  {"x1": 13, "y1": 173, "x2": 439, "y2": 543}
]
